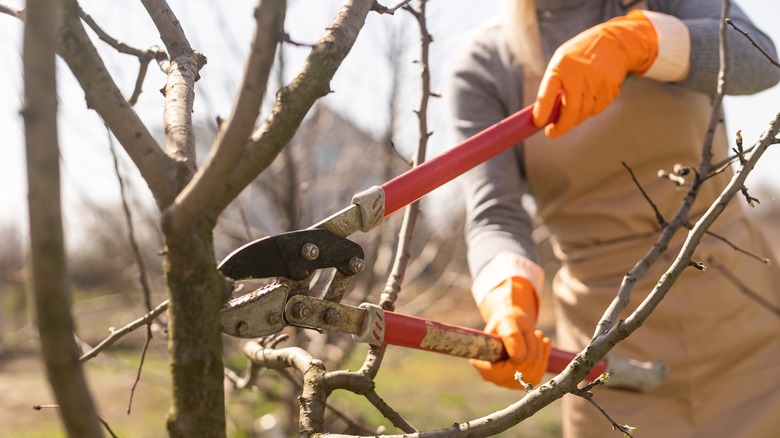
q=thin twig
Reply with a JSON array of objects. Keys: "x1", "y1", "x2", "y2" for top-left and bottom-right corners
[
  {"x1": 365, "y1": 390, "x2": 417, "y2": 433},
  {"x1": 33, "y1": 404, "x2": 120, "y2": 438},
  {"x1": 127, "y1": 325, "x2": 153, "y2": 414},
  {"x1": 0, "y1": 3, "x2": 23, "y2": 18},
  {"x1": 379, "y1": 0, "x2": 433, "y2": 311},
  {"x1": 622, "y1": 161, "x2": 666, "y2": 226},
  {"x1": 79, "y1": 5, "x2": 167, "y2": 105},
  {"x1": 97, "y1": 417, "x2": 121, "y2": 438},
  {"x1": 572, "y1": 388, "x2": 635, "y2": 437},
  {"x1": 107, "y1": 128, "x2": 154, "y2": 313},
  {"x1": 703, "y1": 138, "x2": 780, "y2": 182},
  {"x1": 282, "y1": 32, "x2": 315, "y2": 48},
  {"x1": 731, "y1": 130, "x2": 761, "y2": 206},
  {"x1": 105, "y1": 134, "x2": 158, "y2": 412},
  {"x1": 79, "y1": 300, "x2": 169, "y2": 363},
  {"x1": 726, "y1": 18, "x2": 780, "y2": 68},
  {"x1": 372, "y1": 0, "x2": 413, "y2": 15},
  {"x1": 235, "y1": 197, "x2": 256, "y2": 241},
  {"x1": 682, "y1": 221, "x2": 769, "y2": 264},
  {"x1": 707, "y1": 257, "x2": 780, "y2": 318}
]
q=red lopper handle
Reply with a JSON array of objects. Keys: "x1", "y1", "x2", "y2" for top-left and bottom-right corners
[
  {"x1": 383, "y1": 311, "x2": 606, "y2": 381},
  {"x1": 380, "y1": 98, "x2": 561, "y2": 217}
]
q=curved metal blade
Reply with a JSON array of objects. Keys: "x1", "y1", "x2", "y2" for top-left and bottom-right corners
[{"x1": 220, "y1": 282, "x2": 289, "y2": 338}]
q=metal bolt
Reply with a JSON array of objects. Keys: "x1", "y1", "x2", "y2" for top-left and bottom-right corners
[
  {"x1": 301, "y1": 243, "x2": 320, "y2": 261},
  {"x1": 291, "y1": 302, "x2": 311, "y2": 319},
  {"x1": 266, "y1": 311, "x2": 282, "y2": 325},
  {"x1": 235, "y1": 321, "x2": 249, "y2": 336},
  {"x1": 348, "y1": 257, "x2": 365, "y2": 274},
  {"x1": 323, "y1": 308, "x2": 341, "y2": 325}
]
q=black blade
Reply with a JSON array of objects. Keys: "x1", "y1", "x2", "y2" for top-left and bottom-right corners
[{"x1": 218, "y1": 228, "x2": 364, "y2": 281}]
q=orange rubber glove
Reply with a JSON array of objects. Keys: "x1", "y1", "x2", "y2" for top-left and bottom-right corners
[
  {"x1": 533, "y1": 10, "x2": 659, "y2": 137},
  {"x1": 470, "y1": 277, "x2": 551, "y2": 388}
]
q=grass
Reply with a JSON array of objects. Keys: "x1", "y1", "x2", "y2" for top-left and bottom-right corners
[
  {"x1": 0, "y1": 346, "x2": 172, "y2": 438},
  {"x1": 1, "y1": 294, "x2": 562, "y2": 438},
  {"x1": 224, "y1": 344, "x2": 562, "y2": 436},
  {"x1": 329, "y1": 346, "x2": 562, "y2": 437}
]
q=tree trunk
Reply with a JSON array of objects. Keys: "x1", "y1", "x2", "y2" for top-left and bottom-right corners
[{"x1": 162, "y1": 216, "x2": 228, "y2": 437}]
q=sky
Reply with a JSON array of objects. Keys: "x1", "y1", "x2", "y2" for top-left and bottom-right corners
[{"x1": 0, "y1": 0, "x2": 779, "y2": 245}]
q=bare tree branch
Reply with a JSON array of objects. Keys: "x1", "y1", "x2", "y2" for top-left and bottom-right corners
[
  {"x1": 593, "y1": 0, "x2": 733, "y2": 338},
  {"x1": 0, "y1": 2, "x2": 23, "y2": 18},
  {"x1": 106, "y1": 124, "x2": 160, "y2": 414},
  {"x1": 707, "y1": 256, "x2": 780, "y2": 318},
  {"x1": 572, "y1": 387, "x2": 635, "y2": 437},
  {"x1": 167, "y1": 0, "x2": 285, "y2": 230},
  {"x1": 79, "y1": 299, "x2": 169, "y2": 363},
  {"x1": 216, "y1": 0, "x2": 375, "y2": 214},
  {"x1": 108, "y1": 131, "x2": 155, "y2": 312},
  {"x1": 380, "y1": 0, "x2": 433, "y2": 311},
  {"x1": 364, "y1": 390, "x2": 418, "y2": 433},
  {"x1": 139, "y1": 0, "x2": 202, "y2": 173},
  {"x1": 23, "y1": 0, "x2": 102, "y2": 436},
  {"x1": 726, "y1": 18, "x2": 780, "y2": 67},
  {"x1": 372, "y1": 0, "x2": 413, "y2": 15},
  {"x1": 127, "y1": 325, "x2": 153, "y2": 414},
  {"x1": 58, "y1": 0, "x2": 176, "y2": 206},
  {"x1": 33, "y1": 404, "x2": 120, "y2": 438},
  {"x1": 78, "y1": 5, "x2": 168, "y2": 105},
  {"x1": 622, "y1": 161, "x2": 666, "y2": 226}
]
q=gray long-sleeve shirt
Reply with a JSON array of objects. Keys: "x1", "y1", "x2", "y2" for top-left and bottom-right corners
[{"x1": 450, "y1": 0, "x2": 780, "y2": 280}]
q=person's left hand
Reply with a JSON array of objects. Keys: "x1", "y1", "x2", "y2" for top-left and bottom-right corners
[
  {"x1": 469, "y1": 276, "x2": 551, "y2": 388},
  {"x1": 533, "y1": 10, "x2": 659, "y2": 137}
]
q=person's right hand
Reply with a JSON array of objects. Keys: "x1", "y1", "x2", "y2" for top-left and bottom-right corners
[
  {"x1": 533, "y1": 10, "x2": 660, "y2": 137},
  {"x1": 470, "y1": 277, "x2": 551, "y2": 388}
]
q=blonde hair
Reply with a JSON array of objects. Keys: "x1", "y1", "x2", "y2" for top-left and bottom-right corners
[{"x1": 501, "y1": 0, "x2": 545, "y2": 78}]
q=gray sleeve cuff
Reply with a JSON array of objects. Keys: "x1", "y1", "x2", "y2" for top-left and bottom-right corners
[{"x1": 677, "y1": 17, "x2": 780, "y2": 95}]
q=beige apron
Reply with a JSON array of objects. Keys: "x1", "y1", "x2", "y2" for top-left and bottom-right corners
[{"x1": 522, "y1": 72, "x2": 780, "y2": 436}]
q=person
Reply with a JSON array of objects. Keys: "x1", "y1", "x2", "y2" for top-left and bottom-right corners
[{"x1": 448, "y1": 0, "x2": 780, "y2": 436}]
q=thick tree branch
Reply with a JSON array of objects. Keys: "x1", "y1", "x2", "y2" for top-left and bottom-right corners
[
  {"x1": 23, "y1": 0, "x2": 102, "y2": 436},
  {"x1": 140, "y1": 0, "x2": 202, "y2": 179},
  {"x1": 243, "y1": 342, "x2": 331, "y2": 432},
  {"x1": 213, "y1": 0, "x2": 374, "y2": 214},
  {"x1": 56, "y1": 0, "x2": 177, "y2": 207},
  {"x1": 167, "y1": 0, "x2": 285, "y2": 230}
]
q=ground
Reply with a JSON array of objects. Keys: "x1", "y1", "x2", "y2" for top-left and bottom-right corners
[{"x1": 0, "y1": 287, "x2": 562, "y2": 438}]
